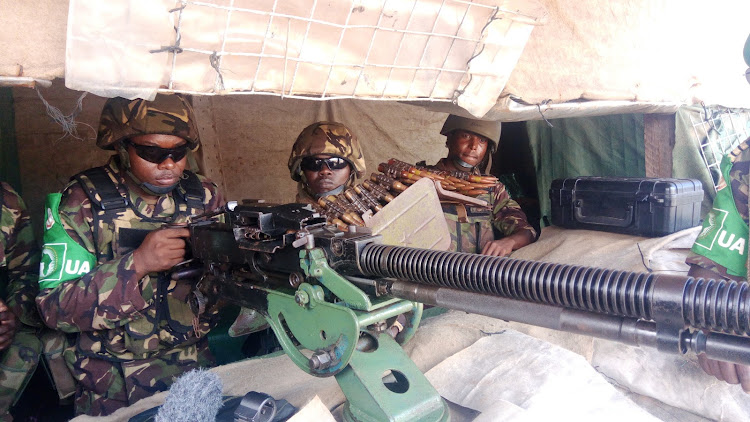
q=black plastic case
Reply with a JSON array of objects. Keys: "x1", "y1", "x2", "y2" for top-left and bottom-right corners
[{"x1": 549, "y1": 177, "x2": 704, "y2": 237}]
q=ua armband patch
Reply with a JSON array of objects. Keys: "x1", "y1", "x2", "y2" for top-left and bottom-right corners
[{"x1": 39, "y1": 193, "x2": 96, "y2": 289}]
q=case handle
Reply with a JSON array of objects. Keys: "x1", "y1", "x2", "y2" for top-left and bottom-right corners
[{"x1": 573, "y1": 200, "x2": 634, "y2": 227}]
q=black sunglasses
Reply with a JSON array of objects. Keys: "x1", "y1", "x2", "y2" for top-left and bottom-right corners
[
  {"x1": 126, "y1": 140, "x2": 189, "y2": 164},
  {"x1": 300, "y1": 156, "x2": 349, "y2": 172}
]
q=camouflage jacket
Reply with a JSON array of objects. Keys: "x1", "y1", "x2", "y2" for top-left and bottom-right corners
[
  {"x1": 0, "y1": 182, "x2": 40, "y2": 327},
  {"x1": 686, "y1": 140, "x2": 750, "y2": 281},
  {"x1": 428, "y1": 159, "x2": 536, "y2": 254},
  {"x1": 295, "y1": 183, "x2": 318, "y2": 205},
  {"x1": 35, "y1": 158, "x2": 223, "y2": 415},
  {"x1": 0, "y1": 182, "x2": 42, "y2": 418}
]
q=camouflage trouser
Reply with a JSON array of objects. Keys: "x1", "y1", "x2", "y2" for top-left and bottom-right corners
[
  {"x1": 67, "y1": 339, "x2": 214, "y2": 417},
  {"x1": 0, "y1": 329, "x2": 42, "y2": 422}
]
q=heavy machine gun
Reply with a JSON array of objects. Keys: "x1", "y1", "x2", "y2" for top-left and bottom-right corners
[{"x1": 178, "y1": 201, "x2": 750, "y2": 422}]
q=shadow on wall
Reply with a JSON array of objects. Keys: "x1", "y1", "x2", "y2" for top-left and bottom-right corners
[{"x1": 492, "y1": 121, "x2": 541, "y2": 234}]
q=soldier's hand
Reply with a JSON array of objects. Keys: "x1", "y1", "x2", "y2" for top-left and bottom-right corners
[
  {"x1": 0, "y1": 299, "x2": 18, "y2": 351},
  {"x1": 481, "y1": 238, "x2": 515, "y2": 257},
  {"x1": 698, "y1": 353, "x2": 750, "y2": 393},
  {"x1": 133, "y1": 227, "x2": 190, "y2": 278}
]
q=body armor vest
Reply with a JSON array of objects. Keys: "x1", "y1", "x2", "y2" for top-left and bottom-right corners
[
  {"x1": 72, "y1": 166, "x2": 212, "y2": 361},
  {"x1": 417, "y1": 160, "x2": 496, "y2": 253},
  {"x1": 440, "y1": 192, "x2": 495, "y2": 254}
]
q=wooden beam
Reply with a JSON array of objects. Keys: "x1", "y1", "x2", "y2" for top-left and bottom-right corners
[
  {"x1": 643, "y1": 113, "x2": 675, "y2": 178},
  {"x1": 0, "y1": 88, "x2": 22, "y2": 192}
]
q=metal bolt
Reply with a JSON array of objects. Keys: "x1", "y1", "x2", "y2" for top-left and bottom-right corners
[
  {"x1": 331, "y1": 239, "x2": 344, "y2": 256},
  {"x1": 368, "y1": 321, "x2": 387, "y2": 333},
  {"x1": 309, "y1": 351, "x2": 332, "y2": 370},
  {"x1": 295, "y1": 291, "x2": 309, "y2": 306},
  {"x1": 289, "y1": 272, "x2": 303, "y2": 288}
]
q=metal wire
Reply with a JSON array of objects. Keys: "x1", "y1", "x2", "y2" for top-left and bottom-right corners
[
  {"x1": 213, "y1": 0, "x2": 235, "y2": 91},
  {"x1": 152, "y1": 0, "x2": 506, "y2": 103},
  {"x1": 287, "y1": 0, "x2": 319, "y2": 97},
  {"x1": 381, "y1": 0, "x2": 420, "y2": 98},
  {"x1": 250, "y1": 0, "x2": 280, "y2": 93},
  {"x1": 427, "y1": 1, "x2": 472, "y2": 99},
  {"x1": 691, "y1": 106, "x2": 750, "y2": 190},
  {"x1": 321, "y1": 0, "x2": 357, "y2": 98}
]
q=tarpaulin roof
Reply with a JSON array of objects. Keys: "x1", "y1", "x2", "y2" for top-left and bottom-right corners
[{"x1": 2, "y1": 0, "x2": 750, "y2": 119}]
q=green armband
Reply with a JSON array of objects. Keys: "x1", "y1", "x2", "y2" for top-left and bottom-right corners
[{"x1": 39, "y1": 193, "x2": 96, "y2": 289}]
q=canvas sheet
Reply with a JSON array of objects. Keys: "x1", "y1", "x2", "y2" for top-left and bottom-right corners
[
  {"x1": 6, "y1": 1, "x2": 750, "y2": 116},
  {"x1": 63, "y1": 0, "x2": 546, "y2": 117}
]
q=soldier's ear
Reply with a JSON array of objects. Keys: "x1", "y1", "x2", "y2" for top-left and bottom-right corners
[
  {"x1": 117, "y1": 142, "x2": 131, "y2": 169},
  {"x1": 445, "y1": 133, "x2": 455, "y2": 149}
]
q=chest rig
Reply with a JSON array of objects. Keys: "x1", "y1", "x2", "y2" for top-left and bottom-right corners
[
  {"x1": 417, "y1": 160, "x2": 495, "y2": 253},
  {"x1": 72, "y1": 166, "x2": 209, "y2": 361},
  {"x1": 440, "y1": 193, "x2": 494, "y2": 254}
]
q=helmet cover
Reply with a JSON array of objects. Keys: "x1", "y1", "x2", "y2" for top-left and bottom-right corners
[
  {"x1": 288, "y1": 121, "x2": 366, "y2": 182},
  {"x1": 96, "y1": 94, "x2": 199, "y2": 150},
  {"x1": 440, "y1": 114, "x2": 501, "y2": 147}
]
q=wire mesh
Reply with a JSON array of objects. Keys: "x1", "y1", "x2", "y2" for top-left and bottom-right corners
[
  {"x1": 153, "y1": 0, "x2": 505, "y2": 102},
  {"x1": 690, "y1": 106, "x2": 750, "y2": 189}
]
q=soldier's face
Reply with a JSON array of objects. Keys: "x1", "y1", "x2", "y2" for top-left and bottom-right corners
[
  {"x1": 447, "y1": 130, "x2": 489, "y2": 166},
  {"x1": 303, "y1": 154, "x2": 352, "y2": 194},
  {"x1": 127, "y1": 134, "x2": 188, "y2": 189}
]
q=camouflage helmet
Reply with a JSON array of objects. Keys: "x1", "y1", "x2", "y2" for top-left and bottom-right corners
[
  {"x1": 288, "y1": 121, "x2": 366, "y2": 182},
  {"x1": 96, "y1": 94, "x2": 199, "y2": 150},
  {"x1": 440, "y1": 114, "x2": 501, "y2": 148}
]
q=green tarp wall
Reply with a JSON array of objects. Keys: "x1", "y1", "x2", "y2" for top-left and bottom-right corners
[
  {"x1": 523, "y1": 106, "x2": 750, "y2": 227},
  {"x1": 526, "y1": 114, "x2": 646, "y2": 226}
]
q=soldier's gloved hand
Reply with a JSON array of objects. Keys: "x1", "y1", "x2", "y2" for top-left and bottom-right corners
[
  {"x1": 698, "y1": 353, "x2": 750, "y2": 393},
  {"x1": 133, "y1": 227, "x2": 190, "y2": 279},
  {"x1": 481, "y1": 238, "x2": 515, "y2": 257},
  {"x1": 0, "y1": 299, "x2": 18, "y2": 351}
]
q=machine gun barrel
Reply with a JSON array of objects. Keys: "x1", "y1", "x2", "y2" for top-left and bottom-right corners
[
  {"x1": 355, "y1": 243, "x2": 750, "y2": 364},
  {"x1": 185, "y1": 203, "x2": 750, "y2": 420}
]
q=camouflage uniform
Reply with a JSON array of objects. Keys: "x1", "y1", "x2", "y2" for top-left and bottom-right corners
[
  {"x1": 35, "y1": 95, "x2": 224, "y2": 417},
  {"x1": 36, "y1": 158, "x2": 222, "y2": 416},
  {"x1": 686, "y1": 137, "x2": 750, "y2": 281},
  {"x1": 0, "y1": 182, "x2": 42, "y2": 422},
  {"x1": 295, "y1": 185, "x2": 318, "y2": 205},
  {"x1": 428, "y1": 159, "x2": 536, "y2": 254},
  {"x1": 288, "y1": 122, "x2": 366, "y2": 202}
]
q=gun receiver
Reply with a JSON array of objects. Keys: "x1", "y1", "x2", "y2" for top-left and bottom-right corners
[{"x1": 182, "y1": 202, "x2": 750, "y2": 422}]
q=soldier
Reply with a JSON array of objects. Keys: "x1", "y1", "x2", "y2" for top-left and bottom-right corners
[
  {"x1": 684, "y1": 33, "x2": 750, "y2": 392},
  {"x1": 420, "y1": 114, "x2": 536, "y2": 256},
  {"x1": 287, "y1": 121, "x2": 366, "y2": 204},
  {"x1": 35, "y1": 94, "x2": 224, "y2": 416},
  {"x1": 0, "y1": 182, "x2": 42, "y2": 421},
  {"x1": 685, "y1": 34, "x2": 750, "y2": 392}
]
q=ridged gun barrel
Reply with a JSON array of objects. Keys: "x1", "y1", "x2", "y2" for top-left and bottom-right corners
[{"x1": 357, "y1": 244, "x2": 750, "y2": 336}]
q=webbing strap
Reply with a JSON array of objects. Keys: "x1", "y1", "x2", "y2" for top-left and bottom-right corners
[
  {"x1": 74, "y1": 167, "x2": 128, "y2": 211},
  {"x1": 179, "y1": 171, "x2": 205, "y2": 212}
]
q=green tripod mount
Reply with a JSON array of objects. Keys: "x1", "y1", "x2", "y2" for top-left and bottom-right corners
[{"x1": 259, "y1": 247, "x2": 449, "y2": 422}]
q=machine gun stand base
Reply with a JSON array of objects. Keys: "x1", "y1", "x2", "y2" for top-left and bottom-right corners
[{"x1": 335, "y1": 332, "x2": 449, "y2": 422}]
